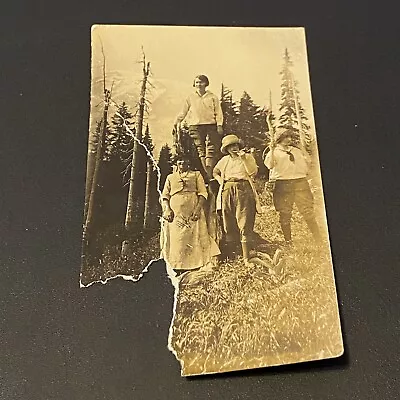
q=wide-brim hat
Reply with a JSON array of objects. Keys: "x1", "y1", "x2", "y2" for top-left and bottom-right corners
[{"x1": 220, "y1": 134, "x2": 243, "y2": 154}]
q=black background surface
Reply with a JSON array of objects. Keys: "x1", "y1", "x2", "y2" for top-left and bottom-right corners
[{"x1": 1, "y1": 1, "x2": 399, "y2": 399}]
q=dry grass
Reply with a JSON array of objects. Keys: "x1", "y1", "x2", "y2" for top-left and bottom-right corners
[
  {"x1": 170, "y1": 181, "x2": 343, "y2": 376},
  {"x1": 80, "y1": 230, "x2": 160, "y2": 286}
]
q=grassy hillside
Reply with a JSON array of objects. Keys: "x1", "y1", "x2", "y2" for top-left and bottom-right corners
[{"x1": 169, "y1": 182, "x2": 343, "y2": 376}]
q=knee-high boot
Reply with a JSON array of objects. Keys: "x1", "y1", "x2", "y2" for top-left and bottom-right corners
[
  {"x1": 241, "y1": 241, "x2": 250, "y2": 262},
  {"x1": 199, "y1": 156, "x2": 208, "y2": 177},
  {"x1": 279, "y1": 213, "x2": 292, "y2": 242}
]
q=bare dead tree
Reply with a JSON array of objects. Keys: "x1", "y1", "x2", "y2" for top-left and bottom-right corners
[
  {"x1": 84, "y1": 120, "x2": 102, "y2": 219},
  {"x1": 143, "y1": 160, "x2": 153, "y2": 230},
  {"x1": 268, "y1": 89, "x2": 273, "y2": 113},
  {"x1": 121, "y1": 50, "x2": 151, "y2": 256},
  {"x1": 83, "y1": 41, "x2": 112, "y2": 243}
]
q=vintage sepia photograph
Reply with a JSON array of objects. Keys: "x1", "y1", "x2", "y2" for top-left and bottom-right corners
[{"x1": 81, "y1": 25, "x2": 343, "y2": 375}]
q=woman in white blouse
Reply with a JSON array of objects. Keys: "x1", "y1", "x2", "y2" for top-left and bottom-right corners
[
  {"x1": 161, "y1": 155, "x2": 220, "y2": 272},
  {"x1": 175, "y1": 75, "x2": 224, "y2": 179},
  {"x1": 213, "y1": 135, "x2": 261, "y2": 264}
]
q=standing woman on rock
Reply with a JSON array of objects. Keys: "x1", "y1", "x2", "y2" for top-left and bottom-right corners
[
  {"x1": 160, "y1": 155, "x2": 220, "y2": 273},
  {"x1": 174, "y1": 74, "x2": 224, "y2": 180}
]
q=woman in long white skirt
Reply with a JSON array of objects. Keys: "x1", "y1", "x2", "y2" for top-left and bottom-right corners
[{"x1": 161, "y1": 156, "x2": 220, "y2": 273}]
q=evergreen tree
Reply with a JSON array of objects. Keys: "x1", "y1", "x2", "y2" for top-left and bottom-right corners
[
  {"x1": 107, "y1": 102, "x2": 134, "y2": 161},
  {"x1": 142, "y1": 123, "x2": 154, "y2": 155},
  {"x1": 220, "y1": 84, "x2": 239, "y2": 135},
  {"x1": 142, "y1": 124, "x2": 161, "y2": 230},
  {"x1": 278, "y1": 48, "x2": 311, "y2": 150},
  {"x1": 93, "y1": 104, "x2": 134, "y2": 232},
  {"x1": 88, "y1": 120, "x2": 102, "y2": 153},
  {"x1": 237, "y1": 91, "x2": 268, "y2": 150},
  {"x1": 158, "y1": 144, "x2": 173, "y2": 190},
  {"x1": 235, "y1": 91, "x2": 269, "y2": 177}
]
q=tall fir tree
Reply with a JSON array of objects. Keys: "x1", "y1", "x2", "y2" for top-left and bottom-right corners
[
  {"x1": 220, "y1": 83, "x2": 239, "y2": 135},
  {"x1": 237, "y1": 91, "x2": 268, "y2": 150},
  {"x1": 104, "y1": 103, "x2": 135, "y2": 211},
  {"x1": 142, "y1": 124, "x2": 160, "y2": 230},
  {"x1": 278, "y1": 48, "x2": 311, "y2": 150},
  {"x1": 93, "y1": 103, "x2": 135, "y2": 232},
  {"x1": 142, "y1": 123, "x2": 154, "y2": 155},
  {"x1": 236, "y1": 91, "x2": 269, "y2": 177},
  {"x1": 158, "y1": 144, "x2": 173, "y2": 190},
  {"x1": 107, "y1": 102, "x2": 134, "y2": 162}
]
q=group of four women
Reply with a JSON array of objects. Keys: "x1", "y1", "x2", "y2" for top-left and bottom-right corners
[{"x1": 160, "y1": 74, "x2": 322, "y2": 275}]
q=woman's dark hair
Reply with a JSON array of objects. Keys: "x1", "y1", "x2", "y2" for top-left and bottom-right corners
[
  {"x1": 193, "y1": 74, "x2": 209, "y2": 87},
  {"x1": 276, "y1": 129, "x2": 295, "y2": 144},
  {"x1": 171, "y1": 153, "x2": 192, "y2": 166}
]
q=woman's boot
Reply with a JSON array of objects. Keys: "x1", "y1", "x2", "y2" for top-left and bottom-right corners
[{"x1": 241, "y1": 241, "x2": 250, "y2": 263}]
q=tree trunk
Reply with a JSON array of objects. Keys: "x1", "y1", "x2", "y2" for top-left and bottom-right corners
[
  {"x1": 122, "y1": 57, "x2": 151, "y2": 256},
  {"x1": 143, "y1": 160, "x2": 152, "y2": 230},
  {"x1": 84, "y1": 149, "x2": 96, "y2": 220},
  {"x1": 83, "y1": 92, "x2": 110, "y2": 242}
]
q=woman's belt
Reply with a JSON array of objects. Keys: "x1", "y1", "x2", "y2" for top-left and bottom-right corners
[{"x1": 224, "y1": 178, "x2": 248, "y2": 183}]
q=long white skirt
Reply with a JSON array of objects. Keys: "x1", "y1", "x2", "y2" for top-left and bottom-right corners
[{"x1": 161, "y1": 192, "x2": 220, "y2": 270}]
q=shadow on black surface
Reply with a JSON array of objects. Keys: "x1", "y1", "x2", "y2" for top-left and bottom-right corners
[{"x1": 187, "y1": 350, "x2": 349, "y2": 381}]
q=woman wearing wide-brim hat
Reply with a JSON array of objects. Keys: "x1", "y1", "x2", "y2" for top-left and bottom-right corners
[{"x1": 213, "y1": 134, "x2": 261, "y2": 264}]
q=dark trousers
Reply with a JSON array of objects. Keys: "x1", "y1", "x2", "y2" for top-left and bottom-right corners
[
  {"x1": 188, "y1": 124, "x2": 221, "y2": 160},
  {"x1": 221, "y1": 180, "x2": 256, "y2": 244},
  {"x1": 273, "y1": 178, "x2": 321, "y2": 241}
]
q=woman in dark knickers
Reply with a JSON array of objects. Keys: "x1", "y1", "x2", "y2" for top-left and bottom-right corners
[{"x1": 213, "y1": 135, "x2": 260, "y2": 264}]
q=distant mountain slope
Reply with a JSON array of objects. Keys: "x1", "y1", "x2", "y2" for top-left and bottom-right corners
[{"x1": 88, "y1": 69, "x2": 192, "y2": 156}]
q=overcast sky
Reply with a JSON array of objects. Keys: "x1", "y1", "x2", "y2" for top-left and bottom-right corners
[{"x1": 89, "y1": 25, "x2": 317, "y2": 153}]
